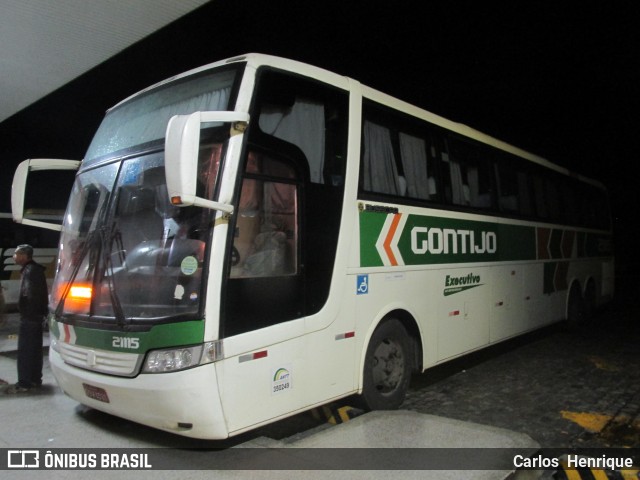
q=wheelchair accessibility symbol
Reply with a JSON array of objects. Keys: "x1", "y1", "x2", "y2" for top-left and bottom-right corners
[{"x1": 357, "y1": 274, "x2": 369, "y2": 295}]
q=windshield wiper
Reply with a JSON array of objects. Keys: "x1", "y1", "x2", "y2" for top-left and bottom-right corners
[
  {"x1": 54, "y1": 227, "x2": 101, "y2": 318},
  {"x1": 54, "y1": 222, "x2": 128, "y2": 327},
  {"x1": 102, "y1": 221, "x2": 127, "y2": 327}
]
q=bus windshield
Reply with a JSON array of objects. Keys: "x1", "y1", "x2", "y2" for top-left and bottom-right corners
[
  {"x1": 85, "y1": 67, "x2": 239, "y2": 163},
  {"x1": 53, "y1": 150, "x2": 222, "y2": 322},
  {"x1": 52, "y1": 65, "x2": 243, "y2": 324},
  {"x1": 51, "y1": 143, "x2": 232, "y2": 323}
]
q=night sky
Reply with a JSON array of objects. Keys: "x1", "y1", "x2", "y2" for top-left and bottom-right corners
[{"x1": 1, "y1": 1, "x2": 639, "y2": 269}]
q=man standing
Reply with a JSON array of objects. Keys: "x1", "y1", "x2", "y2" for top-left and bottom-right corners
[{"x1": 7, "y1": 244, "x2": 48, "y2": 393}]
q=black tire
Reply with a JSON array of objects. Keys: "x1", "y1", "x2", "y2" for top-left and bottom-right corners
[
  {"x1": 359, "y1": 318, "x2": 412, "y2": 410},
  {"x1": 566, "y1": 283, "x2": 585, "y2": 331}
]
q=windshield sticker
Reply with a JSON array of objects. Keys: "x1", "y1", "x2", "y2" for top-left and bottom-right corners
[
  {"x1": 180, "y1": 256, "x2": 198, "y2": 275},
  {"x1": 173, "y1": 285, "x2": 185, "y2": 300}
]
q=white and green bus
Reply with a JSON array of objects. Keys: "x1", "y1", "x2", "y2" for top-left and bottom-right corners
[{"x1": 12, "y1": 54, "x2": 614, "y2": 439}]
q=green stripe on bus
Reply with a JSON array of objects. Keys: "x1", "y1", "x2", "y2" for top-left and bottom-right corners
[
  {"x1": 359, "y1": 210, "x2": 611, "y2": 268},
  {"x1": 53, "y1": 320, "x2": 205, "y2": 353},
  {"x1": 359, "y1": 211, "x2": 387, "y2": 266},
  {"x1": 359, "y1": 211, "x2": 536, "y2": 267}
]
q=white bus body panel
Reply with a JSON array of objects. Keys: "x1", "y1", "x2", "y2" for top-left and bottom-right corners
[
  {"x1": 50, "y1": 349, "x2": 229, "y2": 439},
  {"x1": 216, "y1": 298, "x2": 358, "y2": 435},
  {"x1": 350, "y1": 201, "x2": 612, "y2": 376}
]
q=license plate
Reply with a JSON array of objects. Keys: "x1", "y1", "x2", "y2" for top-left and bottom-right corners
[{"x1": 82, "y1": 383, "x2": 110, "y2": 403}]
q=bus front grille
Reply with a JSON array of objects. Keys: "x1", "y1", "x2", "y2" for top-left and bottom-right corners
[{"x1": 58, "y1": 342, "x2": 143, "y2": 377}]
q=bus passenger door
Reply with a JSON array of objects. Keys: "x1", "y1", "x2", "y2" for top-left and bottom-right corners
[
  {"x1": 219, "y1": 148, "x2": 307, "y2": 433},
  {"x1": 218, "y1": 67, "x2": 349, "y2": 432},
  {"x1": 224, "y1": 150, "x2": 304, "y2": 337}
]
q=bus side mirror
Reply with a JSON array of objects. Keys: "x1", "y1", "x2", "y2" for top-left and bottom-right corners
[
  {"x1": 12, "y1": 159, "x2": 80, "y2": 231},
  {"x1": 164, "y1": 111, "x2": 249, "y2": 215}
]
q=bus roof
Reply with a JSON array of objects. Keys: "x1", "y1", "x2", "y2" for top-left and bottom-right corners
[{"x1": 104, "y1": 53, "x2": 605, "y2": 190}]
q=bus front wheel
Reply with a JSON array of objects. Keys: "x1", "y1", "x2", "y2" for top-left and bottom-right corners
[{"x1": 359, "y1": 318, "x2": 412, "y2": 411}]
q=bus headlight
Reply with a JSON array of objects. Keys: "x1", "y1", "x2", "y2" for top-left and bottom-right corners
[
  {"x1": 143, "y1": 345, "x2": 203, "y2": 373},
  {"x1": 142, "y1": 341, "x2": 223, "y2": 373}
]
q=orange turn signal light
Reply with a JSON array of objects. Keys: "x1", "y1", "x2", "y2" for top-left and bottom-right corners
[{"x1": 69, "y1": 284, "x2": 92, "y2": 300}]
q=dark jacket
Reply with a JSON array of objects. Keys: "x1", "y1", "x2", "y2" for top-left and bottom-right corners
[{"x1": 19, "y1": 260, "x2": 49, "y2": 318}]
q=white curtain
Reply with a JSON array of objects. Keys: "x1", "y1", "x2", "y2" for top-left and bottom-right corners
[
  {"x1": 259, "y1": 99, "x2": 325, "y2": 183},
  {"x1": 399, "y1": 133, "x2": 429, "y2": 199},
  {"x1": 363, "y1": 121, "x2": 399, "y2": 195},
  {"x1": 449, "y1": 160, "x2": 466, "y2": 205}
]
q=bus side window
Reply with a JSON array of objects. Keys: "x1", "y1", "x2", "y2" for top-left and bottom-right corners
[
  {"x1": 495, "y1": 155, "x2": 535, "y2": 216},
  {"x1": 362, "y1": 120, "x2": 401, "y2": 196},
  {"x1": 532, "y1": 175, "x2": 547, "y2": 219},
  {"x1": 398, "y1": 132, "x2": 433, "y2": 200},
  {"x1": 258, "y1": 97, "x2": 325, "y2": 184},
  {"x1": 545, "y1": 177, "x2": 561, "y2": 222},
  {"x1": 231, "y1": 153, "x2": 298, "y2": 278},
  {"x1": 360, "y1": 103, "x2": 438, "y2": 203},
  {"x1": 447, "y1": 138, "x2": 494, "y2": 209}
]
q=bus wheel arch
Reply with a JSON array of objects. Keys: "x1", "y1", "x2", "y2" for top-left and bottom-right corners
[{"x1": 358, "y1": 310, "x2": 421, "y2": 411}]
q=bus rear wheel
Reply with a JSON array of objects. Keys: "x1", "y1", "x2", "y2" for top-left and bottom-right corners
[{"x1": 359, "y1": 318, "x2": 411, "y2": 411}]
